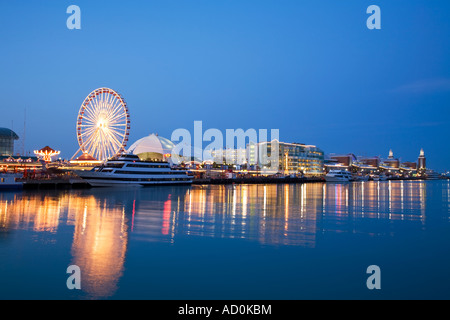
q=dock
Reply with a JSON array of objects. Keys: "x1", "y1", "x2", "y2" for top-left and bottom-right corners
[
  {"x1": 20, "y1": 176, "x2": 324, "y2": 189},
  {"x1": 23, "y1": 178, "x2": 90, "y2": 190}
]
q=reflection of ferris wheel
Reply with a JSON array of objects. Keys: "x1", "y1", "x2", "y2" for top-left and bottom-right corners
[{"x1": 72, "y1": 88, "x2": 130, "y2": 161}]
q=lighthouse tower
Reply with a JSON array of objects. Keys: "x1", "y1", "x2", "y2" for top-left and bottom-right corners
[
  {"x1": 388, "y1": 149, "x2": 394, "y2": 159},
  {"x1": 418, "y1": 148, "x2": 426, "y2": 174}
]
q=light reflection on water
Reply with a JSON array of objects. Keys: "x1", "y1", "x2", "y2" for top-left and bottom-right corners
[{"x1": 0, "y1": 180, "x2": 449, "y2": 299}]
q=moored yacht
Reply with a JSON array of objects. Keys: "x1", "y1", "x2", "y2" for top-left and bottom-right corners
[
  {"x1": 372, "y1": 173, "x2": 388, "y2": 181},
  {"x1": 426, "y1": 170, "x2": 442, "y2": 180},
  {"x1": 325, "y1": 169, "x2": 352, "y2": 182},
  {"x1": 352, "y1": 174, "x2": 370, "y2": 182},
  {"x1": 76, "y1": 154, "x2": 193, "y2": 187}
]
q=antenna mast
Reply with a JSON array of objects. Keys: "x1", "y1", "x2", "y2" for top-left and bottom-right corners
[{"x1": 23, "y1": 109, "x2": 26, "y2": 156}]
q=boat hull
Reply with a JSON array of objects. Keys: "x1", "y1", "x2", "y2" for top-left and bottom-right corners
[
  {"x1": 76, "y1": 171, "x2": 193, "y2": 187},
  {"x1": 324, "y1": 177, "x2": 350, "y2": 182},
  {"x1": 0, "y1": 174, "x2": 24, "y2": 190},
  {"x1": 85, "y1": 179, "x2": 193, "y2": 187}
]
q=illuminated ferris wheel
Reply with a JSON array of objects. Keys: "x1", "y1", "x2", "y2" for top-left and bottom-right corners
[{"x1": 72, "y1": 88, "x2": 130, "y2": 162}]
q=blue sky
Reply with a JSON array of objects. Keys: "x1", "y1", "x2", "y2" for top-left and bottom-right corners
[{"x1": 0, "y1": 0, "x2": 449, "y2": 171}]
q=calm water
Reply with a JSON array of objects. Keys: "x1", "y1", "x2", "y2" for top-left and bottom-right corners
[{"x1": 0, "y1": 180, "x2": 450, "y2": 300}]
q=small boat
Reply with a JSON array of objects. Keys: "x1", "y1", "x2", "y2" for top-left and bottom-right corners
[
  {"x1": 426, "y1": 170, "x2": 442, "y2": 180},
  {"x1": 352, "y1": 174, "x2": 369, "y2": 182},
  {"x1": 0, "y1": 173, "x2": 24, "y2": 190},
  {"x1": 325, "y1": 169, "x2": 352, "y2": 182},
  {"x1": 372, "y1": 173, "x2": 387, "y2": 181}
]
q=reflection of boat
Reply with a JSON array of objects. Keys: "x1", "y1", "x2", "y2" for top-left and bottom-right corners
[
  {"x1": 0, "y1": 173, "x2": 23, "y2": 190},
  {"x1": 325, "y1": 169, "x2": 352, "y2": 182},
  {"x1": 76, "y1": 154, "x2": 193, "y2": 187}
]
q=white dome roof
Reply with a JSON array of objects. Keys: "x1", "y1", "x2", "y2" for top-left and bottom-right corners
[{"x1": 127, "y1": 133, "x2": 175, "y2": 155}]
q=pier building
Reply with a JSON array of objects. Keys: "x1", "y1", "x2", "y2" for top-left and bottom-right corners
[
  {"x1": 127, "y1": 133, "x2": 175, "y2": 161},
  {"x1": 0, "y1": 155, "x2": 42, "y2": 173},
  {"x1": 382, "y1": 149, "x2": 400, "y2": 169},
  {"x1": 0, "y1": 127, "x2": 19, "y2": 156},
  {"x1": 418, "y1": 148, "x2": 426, "y2": 171},
  {"x1": 255, "y1": 141, "x2": 324, "y2": 176}
]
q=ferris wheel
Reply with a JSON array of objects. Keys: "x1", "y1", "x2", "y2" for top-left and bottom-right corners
[{"x1": 72, "y1": 88, "x2": 130, "y2": 161}]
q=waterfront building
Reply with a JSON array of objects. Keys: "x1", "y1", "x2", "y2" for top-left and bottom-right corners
[
  {"x1": 68, "y1": 153, "x2": 103, "y2": 170},
  {"x1": 398, "y1": 161, "x2": 417, "y2": 177},
  {"x1": 382, "y1": 149, "x2": 400, "y2": 169},
  {"x1": 210, "y1": 148, "x2": 247, "y2": 166},
  {"x1": 329, "y1": 154, "x2": 357, "y2": 168},
  {"x1": 323, "y1": 157, "x2": 340, "y2": 170},
  {"x1": 253, "y1": 141, "x2": 324, "y2": 176},
  {"x1": 127, "y1": 133, "x2": 175, "y2": 161},
  {"x1": 402, "y1": 161, "x2": 417, "y2": 170},
  {"x1": 418, "y1": 148, "x2": 426, "y2": 171},
  {"x1": 247, "y1": 141, "x2": 258, "y2": 166},
  {"x1": 0, "y1": 128, "x2": 19, "y2": 156},
  {"x1": 359, "y1": 157, "x2": 380, "y2": 168},
  {"x1": 323, "y1": 149, "x2": 431, "y2": 179},
  {"x1": 0, "y1": 155, "x2": 42, "y2": 173}
]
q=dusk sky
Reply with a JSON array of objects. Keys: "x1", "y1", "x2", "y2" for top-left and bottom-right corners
[{"x1": 0, "y1": 1, "x2": 449, "y2": 171}]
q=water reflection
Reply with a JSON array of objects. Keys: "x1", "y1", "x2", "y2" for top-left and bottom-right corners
[
  {"x1": 68, "y1": 193, "x2": 127, "y2": 299},
  {"x1": 0, "y1": 180, "x2": 448, "y2": 298}
]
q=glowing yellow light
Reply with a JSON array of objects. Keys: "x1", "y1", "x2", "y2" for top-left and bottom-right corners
[
  {"x1": 97, "y1": 118, "x2": 107, "y2": 128},
  {"x1": 34, "y1": 146, "x2": 61, "y2": 162}
]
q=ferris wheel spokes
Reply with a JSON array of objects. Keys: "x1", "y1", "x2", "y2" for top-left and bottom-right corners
[{"x1": 72, "y1": 87, "x2": 130, "y2": 162}]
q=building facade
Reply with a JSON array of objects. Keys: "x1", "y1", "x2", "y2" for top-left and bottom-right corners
[
  {"x1": 329, "y1": 154, "x2": 357, "y2": 167},
  {"x1": 382, "y1": 150, "x2": 400, "y2": 169},
  {"x1": 0, "y1": 128, "x2": 19, "y2": 156},
  {"x1": 252, "y1": 141, "x2": 324, "y2": 176},
  {"x1": 418, "y1": 149, "x2": 426, "y2": 171}
]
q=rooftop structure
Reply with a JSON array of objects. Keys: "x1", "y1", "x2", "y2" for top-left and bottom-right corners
[
  {"x1": 418, "y1": 148, "x2": 426, "y2": 171},
  {"x1": 127, "y1": 133, "x2": 175, "y2": 161},
  {"x1": 69, "y1": 153, "x2": 103, "y2": 166},
  {"x1": 34, "y1": 146, "x2": 61, "y2": 162},
  {"x1": 382, "y1": 149, "x2": 400, "y2": 169},
  {"x1": 0, "y1": 155, "x2": 42, "y2": 173}
]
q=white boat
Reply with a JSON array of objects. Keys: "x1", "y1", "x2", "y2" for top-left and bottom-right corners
[
  {"x1": 426, "y1": 170, "x2": 442, "y2": 180},
  {"x1": 76, "y1": 154, "x2": 193, "y2": 187},
  {"x1": 372, "y1": 173, "x2": 387, "y2": 181},
  {"x1": 353, "y1": 174, "x2": 370, "y2": 182},
  {"x1": 325, "y1": 169, "x2": 352, "y2": 182},
  {"x1": 0, "y1": 173, "x2": 24, "y2": 190}
]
